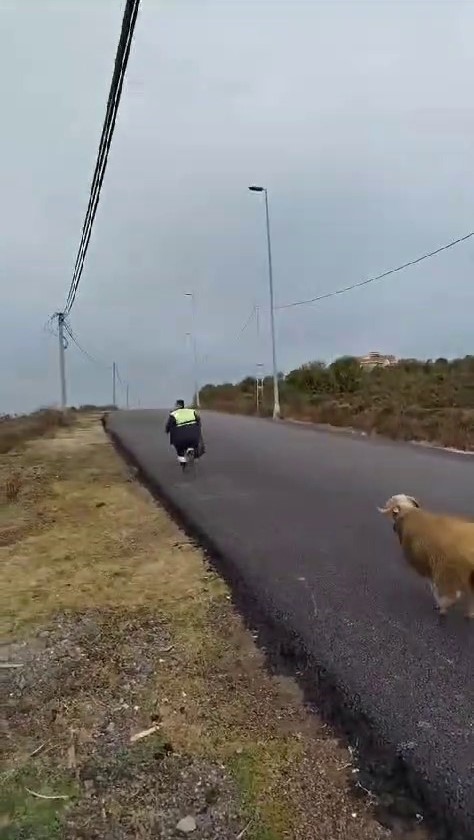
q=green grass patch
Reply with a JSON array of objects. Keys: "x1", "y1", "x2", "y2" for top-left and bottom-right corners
[
  {"x1": 230, "y1": 741, "x2": 301, "y2": 840},
  {"x1": 1, "y1": 766, "x2": 78, "y2": 839}
]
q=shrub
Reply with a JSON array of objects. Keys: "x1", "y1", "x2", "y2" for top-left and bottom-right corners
[{"x1": 199, "y1": 355, "x2": 474, "y2": 450}]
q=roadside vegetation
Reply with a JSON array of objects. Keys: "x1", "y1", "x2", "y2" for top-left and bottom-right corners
[
  {"x1": 1, "y1": 412, "x2": 427, "y2": 839},
  {"x1": 200, "y1": 355, "x2": 474, "y2": 451},
  {"x1": 0, "y1": 410, "x2": 75, "y2": 455},
  {"x1": 0, "y1": 406, "x2": 115, "y2": 456}
]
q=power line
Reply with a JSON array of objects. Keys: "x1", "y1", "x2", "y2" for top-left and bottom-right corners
[
  {"x1": 276, "y1": 229, "x2": 474, "y2": 311},
  {"x1": 43, "y1": 315, "x2": 58, "y2": 337},
  {"x1": 63, "y1": 321, "x2": 111, "y2": 369},
  {"x1": 237, "y1": 305, "x2": 256, "y2": 337},
  {"x1": 64, "y1": 0, "x2": 141, "y2": 315},
  {"x1": 198, "y1": 306, "x2": 257, "y2": 372},
  {"x1": 114, "y1": 363, "x2": 131, "y2": 406},
  {"x1": 65, "y1": 0, "x2": 140, "y2": 314},
  {"x1": 63, "y1": 320, "x2": 131, "y2": 406},
  {"x1": 115, "y1": 364, "x2": 125, "y2": 389}
]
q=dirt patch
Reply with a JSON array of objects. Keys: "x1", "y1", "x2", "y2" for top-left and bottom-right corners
[{"x1": 0, "y1": 415, "x2": 429, "y2": 839}]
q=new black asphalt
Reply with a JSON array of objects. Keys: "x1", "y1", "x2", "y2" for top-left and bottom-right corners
[{"x1": 108, "y1": 409, "x2": 474, "y2": 837}]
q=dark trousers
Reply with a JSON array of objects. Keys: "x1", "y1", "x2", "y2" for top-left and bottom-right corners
[
  {"x1": 173, "y1": 433, "x2": 199, "y2": 457},
  {"x1": 174, "y1": 435, "x2": 205, "y2": 459},
  {"x1": 175, "y1": 441, "x2": 195, "y2": 457}
]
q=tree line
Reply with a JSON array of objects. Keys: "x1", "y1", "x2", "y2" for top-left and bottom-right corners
[{"x1": 199, "y1": 355, "x2": 474, "y2": 450}]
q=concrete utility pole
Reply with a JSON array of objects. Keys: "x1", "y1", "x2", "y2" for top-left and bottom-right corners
[
  {"x1": 112, "y1": 361, "x2": 117, "y2": 407},
  {"x1": 57, "y1": 312, "x2": 67, "y2": 410},
  {"x1": 248, "y1": 186, "x2": 281, "y2": 419}
]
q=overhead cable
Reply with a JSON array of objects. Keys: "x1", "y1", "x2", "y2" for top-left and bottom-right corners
[
  {"x1": 276, "y1": 229, "x2": 474, "y2": 310},
  {"x1": 64, "y1": 0, "x2": 141, "y2": 314},
  {"x1": 63, "y1": 320, "x2": 111, "y2": 369}
]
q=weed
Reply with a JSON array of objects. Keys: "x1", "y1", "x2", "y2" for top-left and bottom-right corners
[{"x1": 4, "y1": 474, "x2": 22, "y2": 502}]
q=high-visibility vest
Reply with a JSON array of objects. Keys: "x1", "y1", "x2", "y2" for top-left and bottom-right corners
[{"x1": 171, "y1": 408, "x2": 198, "y2": 426}]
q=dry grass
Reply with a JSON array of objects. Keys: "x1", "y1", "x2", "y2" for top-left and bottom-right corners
[
  {"x1": 0, "y1": 416, "x2": 428, "y2": 839},
  {"x1": 292, "y1": 403, "x2": 474, "y2": 451},
  {"x1": 0, "y1": 409, "x2": 75, "y2": 455}
]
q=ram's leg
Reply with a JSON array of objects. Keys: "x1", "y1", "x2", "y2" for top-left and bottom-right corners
[{"x1": 431, "y1": 579, "x2": 459, "y2": 617}]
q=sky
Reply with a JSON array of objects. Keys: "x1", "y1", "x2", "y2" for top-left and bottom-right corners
[{"x1": 1, "y1": 0, "x2": 474, "y2": 412}]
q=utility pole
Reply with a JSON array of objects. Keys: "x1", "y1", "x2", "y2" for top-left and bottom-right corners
[
  {"x1": 57, "y1": 312, "x2": 67, "y2": 410},
  {"x1": 263, "y1": 188, "x2": 280, "y2": 419},
  {"x1": 126, "y1": 384, "x2": 129, "y2": 409},
  {"x1": 255, "y1": 305, "x2": 263, "y2": 415},
  {"x1": 112, "y1": 361, "x2": 117, "y2": 407},
  {"x1": 248, "y1": 186, "x2": 281, "y2": 419}
]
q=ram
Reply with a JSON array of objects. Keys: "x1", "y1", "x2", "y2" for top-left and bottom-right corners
[{"x1": 378, "y1": 493, "x2": 474, "y2": 619}]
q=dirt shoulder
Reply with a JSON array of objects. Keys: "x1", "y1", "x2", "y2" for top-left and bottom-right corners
[{"x1": 1, "y1": 415, "x2": 427, "y2": 839}]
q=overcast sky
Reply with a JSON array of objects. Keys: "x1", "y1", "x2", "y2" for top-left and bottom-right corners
[{"x1": 1, "y1": 0, "x2": 474, "y2": 412}]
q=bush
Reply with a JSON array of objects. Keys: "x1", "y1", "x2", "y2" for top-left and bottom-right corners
[{"x1": 199, "y1": 355, "x2": 474, "y2": 450}]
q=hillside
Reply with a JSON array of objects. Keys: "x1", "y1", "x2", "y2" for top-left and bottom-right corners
[{"x1": 200, "y1": 355, "x2": 474, "y2": 451}]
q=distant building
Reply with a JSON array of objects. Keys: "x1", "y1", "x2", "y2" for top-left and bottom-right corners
[{"x1": 358, "y1": 351, "x2": 397, "y2": 370}]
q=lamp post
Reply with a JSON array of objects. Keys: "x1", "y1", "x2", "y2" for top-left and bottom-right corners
[{"x1": 248, "y1": 186, "x2": 280, "y2": 419}]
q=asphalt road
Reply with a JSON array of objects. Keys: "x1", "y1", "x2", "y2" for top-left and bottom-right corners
[{"x1": 108, "y1": 409, "x2": 474, "y2": 837}]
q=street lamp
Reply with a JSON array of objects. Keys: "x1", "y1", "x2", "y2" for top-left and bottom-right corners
[
  {"x1": 248, "y1": 185, "x2": 281, "y2": 419},
  {"x1": 185, "y1": 292, "x2": 200, "y2": 408}
]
